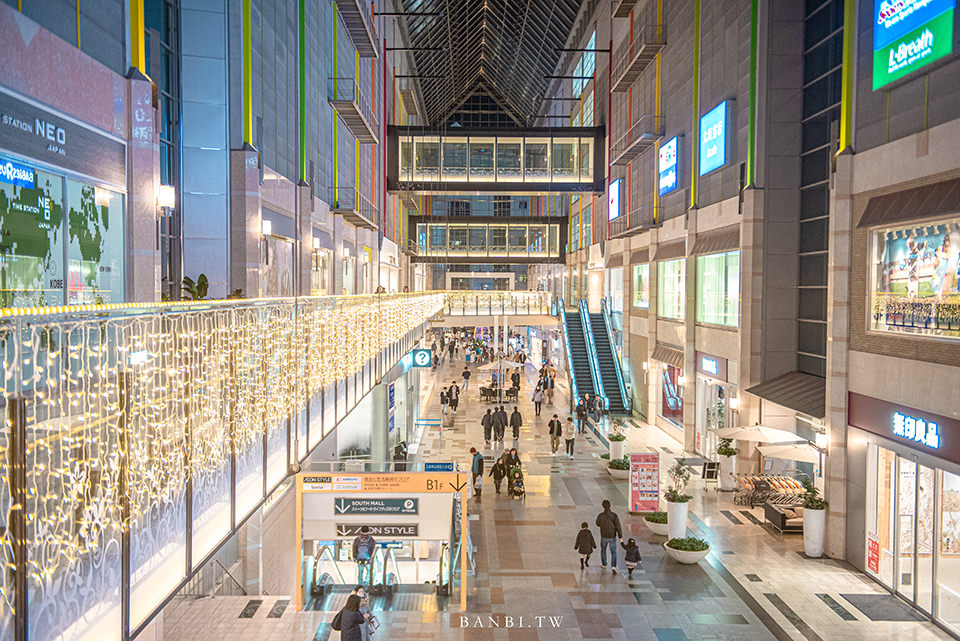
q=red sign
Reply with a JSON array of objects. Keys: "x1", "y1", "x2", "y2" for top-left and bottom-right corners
[
  {"x1": 629, "y1": 453, "x2": 660, "y2": 513},
  {"x1": 867, "y1": 533, "x2": 880, "y2": 574}
]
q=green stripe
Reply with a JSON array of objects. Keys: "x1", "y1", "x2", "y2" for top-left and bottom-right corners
[
  {"x1": 690, "y1": 0, "x2": 701, "y2": 209},
  {"x1": 332, "y1": 2, "x2": 338, "y2": 198},
  {"x1": 299, "y1": 0, "x2": 306, "y2": 182},
  {"x1": 243, "y1": 0, "x2": 253, "y2": 146},
  {"x1": 747, "y1": 0, "x2": 758, "y2": 186}
]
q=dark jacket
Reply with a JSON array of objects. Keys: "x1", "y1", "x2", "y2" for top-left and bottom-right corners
[
  {"x1": 548, "y1": 419, "x2": 563, "y2": 437},
  {"x1": 503, "y1": 452, "x2": 521, "y2": 470},
  {"x1": 462, "y1": 368, "x2": 471, "y2": 379},
  {"x1": 440, "y1": 391, "x2": 449, "y2": 405},
  {"x1": 621, "y1": 542, "x2": 641, "y2": 563},
  {"x1": 495, "y1": 409, "x2": 508, "y2": 426},
  {"x1": 509, "y1": 411, "x2": 523, "y2": 428},
  {"x1": 574, "y1": 529, "x2": 597, "y2": 554},
  {"x1": 352, "y1": 535, "x2": 377, "y2": 560},
  {"x1": 489, "y1": 460, "x2": 507, "y2": 480},
  {"x1": 339, "y1": 609, "x2": 366, "y2": 641},
  {"x1": 481, "y1": 412, "x2": 494, "y2": 428},
  {"x1": 472, "y1": 452, "x2": 484, "y2": 474},
  {"x1": 511, "y1": 372, "x2": 521, "y2": 386},
  {"x1": 595, "y1": 508, "x2": 623, "y2": 539},
  {"x1": 576, "y1": 403, "x2": 587, "y2": 418}
]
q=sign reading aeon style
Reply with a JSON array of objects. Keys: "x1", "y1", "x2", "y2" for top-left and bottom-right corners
[
  {"x1": 872, "y1": 0, "x2": 955, "y2": 90},
  {"x1": 699, "y1": 101, "x2": 728, "y2": 176},
  {"x1": 658, "y1": 136, "x2": 678, "y2": 196}
]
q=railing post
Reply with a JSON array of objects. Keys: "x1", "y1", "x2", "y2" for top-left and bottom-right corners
[
  {"x1": 9, "y1": 397, "x2": 27, "y2": 641},
  {"x1": 118, "y1": 371, "x2": 132, "y2": 641}
]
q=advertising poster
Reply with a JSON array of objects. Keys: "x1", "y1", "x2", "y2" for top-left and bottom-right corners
[
  {"x1": 867, "y1": 532, "x2": 880, "y2": 574},
  {"x1": 658, "y1": 136, "x2": 678, "y2": 196},
  {"x1": 629, "y1": 453, "x2": 660, "y2": 513},
  {"x1": 872, "y1": 0, "x2": 955, "y2": 89}
]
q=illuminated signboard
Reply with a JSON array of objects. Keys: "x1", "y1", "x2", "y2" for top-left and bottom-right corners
[
  {"x1": 658, "y1": 136, "x2": 678, "y2": 196},
  {"x1": 608, "y1": 178, "x2": 621, "y2": 221},
  {"x1": 700, "y1": 356, "x2": 719, "y2": 376},
  {"x1": 699, "y1": 101, "x2": 727, "y2": 176},
  {"x1": 873, "y1": 0, "x2": 955, "y2": 90},
  {"x1": 892, "y1": 411, "x2": 941, "y2": 449},
  {"x1": 0, "y1": 158, "x2": 35, "y2": 189}
]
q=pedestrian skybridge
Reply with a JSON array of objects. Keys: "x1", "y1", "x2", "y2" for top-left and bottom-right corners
[
  {"x1": 0, "y1": 289, "x2": 553, "y2": 641},
  {"x1": 386, "y1": 126, "x2": 605, "y2": 194},
  {"x1": 411, "y1": 216, "x2": 566, "y2": 264}
]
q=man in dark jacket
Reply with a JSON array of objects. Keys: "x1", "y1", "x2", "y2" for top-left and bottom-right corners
[
  {"x1": 470, "y1": 447, "x2": 484, "y2": 498},
  {"x1": 576, "y1": 399, "x2": 588, "y2": 433},
  {"x1": 509, "y1": 406, "x2": 523, "y2": 439},
  {"x1": 595, "y1": 499, "x2": 623, "y2": 573},
  {"x1": 481, "y1": 410, "x2": 493, "y2": 445},
  {"x1": 548, "y1": 414, "x2": 563, "y2": 455},
  {"x1": 352, "y1": 527, "x2": 377, "y2": 583},
  {"x1": 510, "y1": 368, "x2": 521, "y2": 390},
  {"x1": 494, "y1": 405, "x2": 507, "y2": 442}
]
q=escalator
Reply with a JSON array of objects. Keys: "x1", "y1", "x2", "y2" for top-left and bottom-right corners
[
  {"x1": 560, "y1": 300, "x2": 597, "y2": 405},
  {"x1": 588, "y1": 301, "x2": 628, "y2": 413}
]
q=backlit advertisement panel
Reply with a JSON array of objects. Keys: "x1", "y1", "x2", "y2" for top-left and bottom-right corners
[
  {"x1": 658, "y1": 136, "x2": 678, "y2": 196},
  {"x1": 698, "y1": 101, "x2": 727, "y2": 176},
  {"x1": 872, "y1": 0, "x2": 955, "y2": 89}
]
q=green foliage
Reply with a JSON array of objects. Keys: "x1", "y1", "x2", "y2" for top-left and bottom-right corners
[
  {"x1": 717, "y1": 438, "x2": 737, "y2": 457},
  {"x1": 663, "y1": 459, "x2": 692, "y2": 502},
  {"x1": 608, "y1": 433, "x2": 627, "y2": 442},
  {"x1": 182, "y1": 274, "x2": 209, "y2": 300},
  {"x1": 644, "y1": 511, "x2": 668, "y2": 524},
  {"x1": 226, "y1": 288, "x2": 245, "y2": 300},
  {"x1": 802, "y1": 478, "x2": 828, "y2": 510},
  {"x1": 600, "y1": 453, "x2": 610, "y2": 460},
  {"x1": 607, "y1": 456, "x2": 630, "y2": 470},
  {"x1": 666, "y1": 537, "x2": 710, "y2": 552}
]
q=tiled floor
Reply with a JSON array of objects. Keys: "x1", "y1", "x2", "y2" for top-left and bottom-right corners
[{"x1": 162, "y1": 344, "x2": 954, "y2": 641}]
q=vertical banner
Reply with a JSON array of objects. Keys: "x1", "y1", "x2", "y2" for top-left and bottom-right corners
[
  {"x1": 867, "y1": 532, "x2": 880, "y2": 574},
  {"x1": 629, "y1": 453, "x2": 660, "y2": 513}
]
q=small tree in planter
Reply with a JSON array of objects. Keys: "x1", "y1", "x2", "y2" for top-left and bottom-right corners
[
  {"x1": 608, "y1": 417, "x2": 627, "y2": 459},
  {"x1": 716, "y1": 438, "x2": 737, "y2": 491},
  {"x1": 801, "y1": 478, "x2": 828, "y2": 558},
  {"x1": 643, "y1": 511, "x2": 669, "y2": 536},
  {"x1": 607, "y1": 455, "x2": 630, "y2": 479},
  {"x1": 663, "y1": 460, "x2": 692, "y2": 540}
]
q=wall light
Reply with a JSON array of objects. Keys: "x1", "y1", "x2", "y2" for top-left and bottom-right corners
[
  {"x1": 261, "y1": 219, "x2": 272, "y2": 236},
  {"x1": 729, "y1": 397, "x2": 739, "y2": 410},
  {"x1": 814, "y1": 431, "x2": 828, "y2": 449},
  {"x1": 641, "y1": 361, "x2": 649, "y2": 371},
  {"x1": 312, "y1": 237, "x2": 321, "y2": 250},
  {"x1": 95, "y1": 187, "x2": 113, "y2": 208},
  {"x1": 157, "y1": 184, "x2": 176, "y2": 210},
  {"x1": 678, "y1": 375, "x2": 686, "y2": 386}
]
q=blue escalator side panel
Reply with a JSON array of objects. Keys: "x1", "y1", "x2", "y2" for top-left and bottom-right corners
[
  {"x1": 579, "y1": 299, "x2": 608, "y2": 410},
  {"x1": 560, "y1": 301, "x2": 596, "y2": 407},
  {"x1": 588, "y1": 301, "x2": 629, "y2": 413}
]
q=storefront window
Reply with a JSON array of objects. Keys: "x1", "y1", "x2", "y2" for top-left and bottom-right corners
[
  {"x1": 870, "y1": 219, "x2": 960, "y2": 339},
  {"x1": 695, "y1": 378, "x2": 726, "y2": 455},
  {"x1": 660, "y1": 364, "x2": 683, "y2": 427},
  {"x1": 940, "y1": 470, "x2": 960, "y2": 634},
  {"x1": 607, "y1": 267, "x2": 624, "y2": 312},
  {"x1": 66, "y1": 180, "x2": 125, "y2": 304},
  {"x1": 657, "y1": 259, "x2": 685, "y2": 319},
  {"x1": 696, "y1": 250, "x2": 740, "y2": 326},
  {"x1": 632, "y1": 263, "x2": 650, "y2": 308},
  {"x1": 311, "y1": 250, "x2": 329, "y2": 296}
]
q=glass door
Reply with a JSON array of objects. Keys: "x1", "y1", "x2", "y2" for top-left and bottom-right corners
[
  {"x1": 937, "y1": 469, "x2": 960, "y2": 634},
  {"x1": 896, "y1": 458, "x2": 916, "y2": 600},
  {"x1": 916, "y1": 464, "x2": 935, "y2": 613}
]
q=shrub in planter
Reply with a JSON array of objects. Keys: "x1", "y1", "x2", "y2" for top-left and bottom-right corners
[
  {"x1": 666, "y1": 537, "x2": 710, "y2": 552},
  {"x1": 716, "y1": 438, "x2": 737, "y2": 457},
  {"x1": 801, "y1": 478, "x2": 828, "y2": 558},
  {"x1": 608, "y1": 433, "x2": 627, "y2": 442},
  {"x1": 607, "y1": 456, "x2": 630, "y2": 470},
  {"x1": 643, "y1": 511, "x2": 668, "y2": 524},
  {"x1": 600, "y1": 453, "x2": 610, "y2": 460},
  {"x1": 663, "y1": 460, "x2": 692, "y2": 503},
  {"x1": 643, "y1": 510, "x2": 669, "y2": 536}
]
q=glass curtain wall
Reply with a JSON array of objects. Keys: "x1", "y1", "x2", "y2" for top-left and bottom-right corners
[
  {"x1": 658, "y1": 259, "x2": 685, "y2": 319},
  {"x1": 696, "y1": 250, "x2": 740, "y2": 326},
  {"x1": 633, "y1": 264, "x2": 650, "y2": 308}
]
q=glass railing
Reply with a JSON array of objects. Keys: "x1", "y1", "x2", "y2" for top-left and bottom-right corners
[
  {"x1": 600, "y1": 298, "x2": 630, "y2": 411},
  {"x1": 442, "y1": 291, "x2": 553, "y2": 316}
]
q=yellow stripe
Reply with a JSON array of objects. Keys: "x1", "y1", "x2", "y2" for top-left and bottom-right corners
[
  {"x1": 128, "y1": 0, "x2": 146, "y2": 74},
  {"x1": 76, "y1": 0, "x2": 81, "y2": 47},
  {"x1": 242, "y1": 0, "x2": 254, "y2": 145},
  {"x1": 836, "y1": 0, "x2": 856, "y2": 157}
]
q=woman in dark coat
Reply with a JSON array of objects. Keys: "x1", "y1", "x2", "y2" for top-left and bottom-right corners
[
  {"x1": 488, "y1": 455, "x2": 508, "y2": 493},
  {"x1": 574, "y1": 522, "x2": 597, "y2": 569},
  {"x1": 338, "y1": 594, "x2": 368, "y2": 641}
]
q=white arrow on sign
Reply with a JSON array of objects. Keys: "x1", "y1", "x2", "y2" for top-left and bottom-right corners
[
  {"x1": 335, "y1": 499, "x2": 349, "y2": 514},
  {"x1": 336, "y1": 525, "x2": 351, "y2": 536}
]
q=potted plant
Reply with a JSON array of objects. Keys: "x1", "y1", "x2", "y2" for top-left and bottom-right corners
[
  {"x1": 643, "y1": 511, "x2": 669, "y2": 536},
  {"x1": 801, "y1": 478, "x2": 828, "y2": 558},
  {"x1": 716, "y1": 438, "x2": 737, "y2": 491},
  {"x1": 663, "y1": 460, "x2": 692, "y2": 540},
  {"x1": 607, "y1": 455, "x2": 630, "y2": 479},
  {"x1": 663, "y1": 536, "x2": 711, "y2": 564},
  {"x1": 609, "y1": 417, "x2": 627, "y2": 459}
]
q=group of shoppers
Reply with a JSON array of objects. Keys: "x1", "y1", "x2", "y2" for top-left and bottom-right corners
[
  {"x1": 480, "y1": 405, "x2": 523, "y2": 444},
  {"x1": 470, "y1": 446, "x2": 523, "y2": 499},
  {"x1": 574, "y1": 500, "x2": 641, "y2": 577},
  {"x1": 546, "y1": 414, "x2": 581, "y2": 458}
]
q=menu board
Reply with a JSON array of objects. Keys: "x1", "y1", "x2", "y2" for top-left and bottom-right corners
[{"x1": 629, "y1": 453, "x2": 660, "y2": 513}]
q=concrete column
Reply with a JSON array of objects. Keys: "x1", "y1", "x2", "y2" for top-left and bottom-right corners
[
  {"x1": 683, "y1": 226, "x2": 697, "y2": 454},
  {"x1": 737, "y1": 188, "x2": 765, "y2": 475},
  {"x1": 824, "y1": 150, "x2": 854, "y2": 559},
  {"x1": 297, "y1": 183, "x2": 313, "y2": 296},
  {"x1": 125, "y1": 71, "x2": 161, "y2": 302},
  {"x1": 647, "y1": 250, "x2": 659, "y2": 424},
  {"x1": 230, "y1": 147, "x2": 262, "y2": 297}
]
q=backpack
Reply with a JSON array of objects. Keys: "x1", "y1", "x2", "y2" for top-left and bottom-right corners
[{"x1": 357, "y1": 538, "x2": 373, "y2": 561}]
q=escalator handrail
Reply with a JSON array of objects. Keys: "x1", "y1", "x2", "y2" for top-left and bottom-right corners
[
  {"x1": 384, "y1": 547, "x2": 401, "y2": 587},
  {"x1": 438, "y1": 542, "x2": 450, "y2": 587},
  {"x1": 557, "y1": 299, "x2": 580, "y2": 412},
  {"x1": 368, "y1": 546, "x2": 387, "y2": 590},
  {"x1": 579, "y1": 299, "x2": 609, "y2": 410},
  {"x1": 599, "y1": 299, "x2": 630, "y2": 411},
  {"x1": 313, "y1": 544, "x2": 346, "y2": 590}
]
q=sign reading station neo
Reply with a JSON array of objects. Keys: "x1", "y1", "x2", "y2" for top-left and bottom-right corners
[
  {"x1": 699, "y1": 101, "x2": 727, "y2": 176},
  {"x1": 872, "y1": 0, "x2": 955, "y2": 89},
  {"x1": 658, "y1": 136, "x2": 678, "y2": 196}
]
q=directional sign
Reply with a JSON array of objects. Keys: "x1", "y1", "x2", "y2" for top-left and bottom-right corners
[
  {"x1": 334, "y1": 497, "x2": 419, "y2": 515},
  {"x1": 335, "y1": 524, "x2": 419, "y2": 537},
  {"x1": 300, "y1": 472, "x2": 469, "y2": 494},
  {"x1": 411, "y1": 349, "x2": 432, "y2": 367},
  {"x1": 424, "y1": 462, "x2": 454, "y2": 472}
]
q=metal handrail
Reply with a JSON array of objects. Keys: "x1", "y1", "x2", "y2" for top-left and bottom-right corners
[
  {"x1": 579, "y1": 298, "x2": 608, "y2": 410},
  {"x1": 600, "y1": 298, "x2": 630, "y2": 411},
  {"x1": 612, "y1": 23, "x2": 665, "y2": 83},
  {"x1": 611, "y1": 115, "x2": 664, "y2": 160},
  {"x1": 609, "y1": 206, "x2": 655, "y2": 237},
  {"x1": 330, "y1": 186, "x2": 379, "y2": 227},
  {"x1": 213, "y1": 559, "x2": 246, "y2": 595},
  {"x1": 328, "y1": 77, "x2": 380, "y2": 133}
]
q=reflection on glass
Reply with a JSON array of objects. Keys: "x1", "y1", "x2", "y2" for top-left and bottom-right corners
[
  {"x1": 417, "y1": 224, "x2": 427, "y2": 252},
  {"x1": 497, "y1": 138, "x2": 522, "y2": 180},
  {"x1": 529, "y1": 225, "x2": 547, "y2": 256},
  {"x1": 580, "y1": 138, "x2": 594, "y2": 181},
  {"x1": 508, "y1": 225, "x2": 527, "y2": 255},
  {"x1": 400, "y1": 138, "x2": 413, "y2": 181},
  {"x1": 938, "y1": 470, "x2": 960, "y2": 634},
  {"x1": 917, "y1": 464, "x2": 934, "y2": 613},
  {"x1": 549, "y1": 224, "x2": 559, "y2": 255},
  {"x1": 469, "y1": 138, "x2": 495, "y2": 181},
  {"x1": 469, "y1": 226, "x2": 486, "y2": 255},
  {"x1": 442, "y1": 138, "x2": 468, "y2": 180},
  {"x1": 429, "y1": 225, "x2": 447, "y2": 254},
  {"x1": 524, "y1": 139, "x2": 549, "y2": 181},
  {"x1": 414, "y1": 138, "x2": 440, "y2": 180},
  {"x1": 67, "y1": 181, "x2": 125, "y2": 304},
  {"x1": 897, "y1": 458, "x2": 916, "y2": 600},
  {"x1": 552, "y1": 138, "x2": 577, "y2": 180},
  {"x1": 489, "y1": 225, "x2": 507, "y2": 255},
  {"x1": 448, "y1": 226, "x2": 468, "y2": 254}
]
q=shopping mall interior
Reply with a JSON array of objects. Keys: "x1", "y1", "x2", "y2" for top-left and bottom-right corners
[{"x1": 1, "y1": 0, "x2": 960, "y2": 640}]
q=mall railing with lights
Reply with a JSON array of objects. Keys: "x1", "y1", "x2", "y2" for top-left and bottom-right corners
[
  {"x1": 441, "y1": 291, "x2": 553, "y2": 316},
  {"x1": 0, "y1": 292, "x2": 443, "y2": 641}
]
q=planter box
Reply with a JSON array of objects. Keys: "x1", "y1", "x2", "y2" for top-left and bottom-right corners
[
  {"x1": 608, "y1": 467, "x2": 630, "y2": 479},
  {"x1": 663, "y1": 542, "x2": 710, "y2": 564},
  {"x1": 718, "y1": 455, "x2": 737, "y2": 491},
  {"x1": 609, "y1": 440, "x2": 626, "y2": 460},
  {"x1": 803, "y1": 507, "x2": 825, "y2": 557},
  {"x1": 643, "y1": 519, "x2": 669, "y2": 536},
  {"x1": 666, "y1": 500, "x2": 689, "y2": 540}
]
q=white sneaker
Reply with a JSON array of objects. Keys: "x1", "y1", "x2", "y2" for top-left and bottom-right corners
[
  {"x1": 600, "y1": 565, "x2": 607, "y2": 569},
  {"x1": 612, "y1": 567, "x2": 618, "y2": 574}
]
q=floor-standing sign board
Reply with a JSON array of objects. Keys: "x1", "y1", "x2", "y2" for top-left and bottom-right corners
[{"x1": 629, "y1": 453, "x2": 660, "y2": 513}]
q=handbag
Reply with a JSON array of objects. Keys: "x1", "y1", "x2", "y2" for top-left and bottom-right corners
[{"x1": 331, "y1": 609, "x2": 343, "y2": 631}]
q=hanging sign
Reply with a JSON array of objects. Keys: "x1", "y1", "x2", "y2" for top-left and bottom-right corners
[{"x1": 629, "y1": 453, "x2": 660, "y2": 513}]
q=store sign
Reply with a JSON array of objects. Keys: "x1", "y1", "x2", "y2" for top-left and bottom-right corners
[
  {"x1": 848, "y1": 392, "x2": 959, "y2": 465},
  {"x1": 0, "y1": 90, "x2": 126, "y2": 187},
  {"x1": 872, "y1": 0, "x2": 955, "y2": 89},
  {"x1": 695, "y1": 351, "x2": 728, "y2": 382},
  {"x1": 334, "y1": 497, "x2": 419, "y2": 515},
  {"x1": 335, "y1": 523, "x2": 419, "y2": 537},
  {"x1": 608, "y1": 178, "x2": 621, "y2": 221},
  {"x1": 658, "y1": 136, "x2": 678, "y2": 195},
  {"x1": 411, "y1": 349, "x2": 432, "y2": 367},
  {"x1": 424, "y1": 462, "x2": 454, "y2": 472},
  {"x1": 699, "y1": 101, "x2": 727, "y2": 176},
  {"x1": 0, "y1": 158, "x2": 35, "y2": 188},
  {"x1": 701, "y1": 357, "x2": 718, "y2": 375},
  {"x1": 892, "y1": 411, "x2": 940, "y2": 449},
  {"x1": 629, "y1": 453, "x2": 660, "y2": 512}
]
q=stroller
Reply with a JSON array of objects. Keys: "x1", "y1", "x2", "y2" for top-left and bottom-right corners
[{"x1": 509, "y1": 466, "x2": 525, "y2": 500}]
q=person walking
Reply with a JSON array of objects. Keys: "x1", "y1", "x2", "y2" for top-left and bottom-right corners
[
  {"x1": 470, "y1": 447, "x2": 484, "y2": 499},
  {"x1": 461, "y1": 365, "x2": 471, "y2": 391},
  {"x1": 574, "y1": 522, "x2": 597, "y2": 569},
  {"x1": 548, "y1": 414, "x2": 563, "y2": 455},
  {"x1": 595, "y1": 499, "x2": 623, "y2": 573},
  {"x1": 503, "y1": 447, "x2": 521, "y2": 471},
  {"x1": 576, "y1": 399, "x2": 588, "y2": 433},
  {"x1": 352, "y1": 527, "x2": 377, "y2": 584},
  {"x1": 587, "y1": 394, "x2": 600, "y2": 422},
  {"x1": 509, "y1": 406, "x2": 523, "y2": 440},
  {"x1": 448, "y1": 382, "x2": 460, "y2": 414},
  {"x1": 531, "y1": 387, "x2": 545, "y2": 416},
  {"x1": 494, "y1": 405, "x2": 507, "y2": 442},
  {"x1": 349, "y1": 585, "x2": 376, "y2": 641},
  {"x1": 440, "y1": 387, "x2": 449, "y2": 420},
  {"x1": 510, "y1": 368, "x2": 521, "y2": 390},
  {"x1": 333, "y1": 594, "x2": 368, "y2": 641},
  {"x1": 546, "y1": 376, "x2": 555, "y2": 404},
  {"x1": 564, "y1": 416, "x2": 577, "y2": 458},
  {"x1": 481, "y1": 409, "x2": 494, "y2": 445},
  {"x1": 488, "y1": 455, "x2": 507, "y2": 494},
  {"x1": 621, "y1": 538, "x2": 642, "y2": 578}
]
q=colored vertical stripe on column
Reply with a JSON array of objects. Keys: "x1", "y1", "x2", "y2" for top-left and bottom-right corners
[
  {"x1": 747, "y1": 0, "x2": 758, "y2": 186},
  {"x1": 690, "y1": 0, "x2": 701, "y2": 209},
  {"x1": 242, "y1": 0, "x2": 254, "y2": 146},
  {"x1": 129, "y1": 0, "x2": 146, "y2": 76},
  {"x1": 837, "y1": 0, "x2": 855, "y2": 157},
  {"x1": 298, "y1": 0, "x2": 306, "y2": 182},
  {"x1": 76, "y1": 0, "x2": 81, "y2": 47},
  {"x1": 653, "y1": 0, "x2": 663, "y2": 224},
  {"x1": 332, "y1": 3, "x2": 338, "y2": 198}
]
